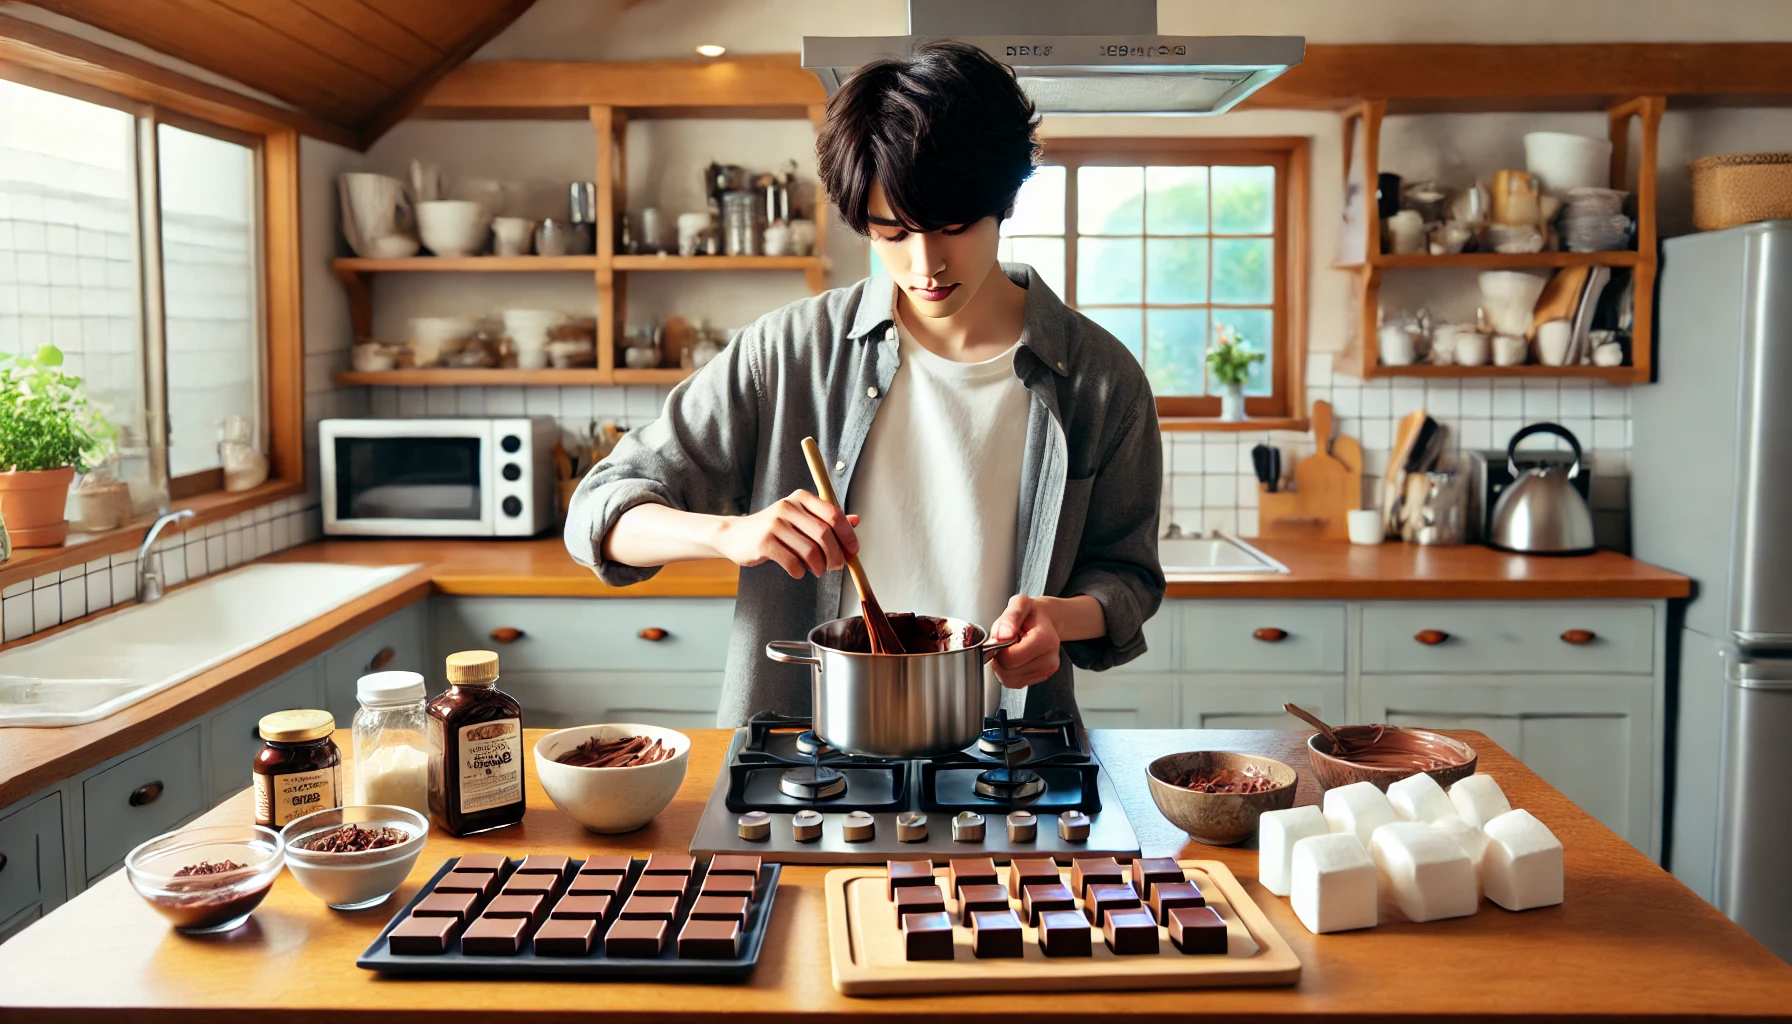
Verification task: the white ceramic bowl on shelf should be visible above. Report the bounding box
[417,199,491,257]
[1524,132,1612,194]
[534,724,689,833]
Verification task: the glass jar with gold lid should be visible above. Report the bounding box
[252,709,341,828]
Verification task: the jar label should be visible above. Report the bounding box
[457,719,523,814]
[254,765,340,827]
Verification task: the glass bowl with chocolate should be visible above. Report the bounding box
[125,824,285,934]
[1145,751,1299,846]
[280,804,428,910]
[533,723,690,833]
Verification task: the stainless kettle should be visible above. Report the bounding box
[1488,423,1596,555]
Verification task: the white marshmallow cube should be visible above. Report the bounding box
[1258,805,1330,897]
[1388,772,1457,823]
[1370,821,1479,922]
[1481,809,1564,911]
[1431,815,1490,870]
[1324,780,1399,845]
[1290,832,1379,934]
[1448,774,1512,828]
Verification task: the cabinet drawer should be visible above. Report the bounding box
[0,793,65,925]
[323,603,427,726]
[84,727,205,879]
[209,664,323,803]
[1181,674,1347,731]
[499,670,722,732]
[435,598,735,672]
[1361,602,1654,675]
[1071,671,1177,729]
[1179,602,1347,673]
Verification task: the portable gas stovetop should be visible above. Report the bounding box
[688,711,1140,864]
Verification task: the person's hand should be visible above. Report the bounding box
[712,489,859,579]
[989,594,1062,688]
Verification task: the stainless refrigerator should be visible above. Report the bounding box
[1633,220,1792,962]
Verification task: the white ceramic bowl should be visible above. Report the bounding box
[535,724,689,834]
[280,805,428,910]
[417,199,491,257]
[1523,131,1612,194]
[1478,270,1549,337]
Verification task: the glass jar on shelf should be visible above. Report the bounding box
[352,670,430,815]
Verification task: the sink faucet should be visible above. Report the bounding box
[137,509,196,603]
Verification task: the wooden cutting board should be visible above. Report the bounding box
[1258,400,1363,541]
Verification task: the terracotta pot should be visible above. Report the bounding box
[0,467,75,547]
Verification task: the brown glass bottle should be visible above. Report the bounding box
[252,709,341,828]
[426,650,525,836]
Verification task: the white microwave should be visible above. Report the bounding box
[320,417,559,537]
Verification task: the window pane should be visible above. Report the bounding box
[1211,165,1274,234]
[1082,306,1142,364]
[0,80,145,446]
[1077,166,1143,235]
[1145,238,1207,304]
[1145,308,1207,397]
[1212,308,1274,396]
[1002,165,1064,236]
[159,124,259,478]
[1002,236,1064,298]
[1145,166,1208,234]
[1076,237,1141,304]
[1212,237,1273,305]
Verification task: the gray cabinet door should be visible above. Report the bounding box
[1179,602,1348,674]
[434,598,735,672]
[322,602,428,726]
[497,670,723,732]
[1361,602,1655,675]
[1359,675,1656,853]
[0,792,66,936]
[83,726,206,880]
[208,664,323,804]
[1180,674,1347,731]
[1071,671,1178,729]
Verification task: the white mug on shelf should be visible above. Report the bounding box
[491,217,535,257]
[1347,509,1385,546]
[1455,330,1490,367]
[1379,323,1418,366]
[1493,334,1529,367]
[1536,319,1573,366]
[1386,210,1426,254]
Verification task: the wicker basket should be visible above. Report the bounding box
[1690,152,1792,230]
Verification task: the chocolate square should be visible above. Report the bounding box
[886,859,936,901]
[700,873,756,898]
[957,883,1011,925]
[1084,882,1143,925]
[894,884,946,925]
[500,873,558,898]
[1103,906,1160,955]
[619,894,679,921]
[604,917,668,957]
[454,853,508,875]
[1168,905,1228,955]
[690,895,750,922]
[435,870,498,898]
[387,914,456,955]
[579,855,633,875]
[483,893,546,925]
[516,854,571,876]
[948,857,999,898]
[568,872,627,896]
[706,853,762,877]
[677,917,742,959]
[902,911,954,961]
[549,895,612,921]
[1008,857,1060,894]
[1070,856,1125,900]
[970,909,1024,959]
[631,874,689,899]
[643,853,694,876]
[1149,880,1207,924]
[411,891,478,924]
[1037,909,1092,957]
[462,915,529,956]
[533,917,598,957]
[1131,857,1185,899]
[1022,882,1076,925]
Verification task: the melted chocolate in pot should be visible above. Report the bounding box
[834,613,974,654]
[1325,726,1467,770]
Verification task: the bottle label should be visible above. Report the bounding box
[457,718,523,814]
[254,765,340,827]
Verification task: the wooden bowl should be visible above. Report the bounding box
[1144,751,1298,846]
[1306,727,1478,792]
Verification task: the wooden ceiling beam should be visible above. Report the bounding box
[413,53,827,117]
[357,0,540,149]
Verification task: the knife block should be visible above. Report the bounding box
[1255,400,1363,541]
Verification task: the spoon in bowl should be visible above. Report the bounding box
[1282,702,1384,754]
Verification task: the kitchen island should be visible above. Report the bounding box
[3,727,1786,1022]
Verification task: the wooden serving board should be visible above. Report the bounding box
[1258,400,1363,541]
[824,860,1300,996]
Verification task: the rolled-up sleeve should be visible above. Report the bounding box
[1060,396,1165,672]
[563,327,763,586]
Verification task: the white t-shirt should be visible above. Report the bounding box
[838,314,1032,646]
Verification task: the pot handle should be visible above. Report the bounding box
[980,637,1020,665]
[765,641,820,666]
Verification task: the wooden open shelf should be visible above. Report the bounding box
[334,256,603,273]
[1341,251,1644,271]
[335,366,698,387]
[610,254,820,271]
[1359,364,1640,381]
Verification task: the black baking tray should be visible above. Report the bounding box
[356,855,781,980]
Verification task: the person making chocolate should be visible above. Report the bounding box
[564,41,1165,725]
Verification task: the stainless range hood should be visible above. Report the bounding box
[802,0,1304,116]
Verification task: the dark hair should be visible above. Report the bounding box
[816,40,1039,235]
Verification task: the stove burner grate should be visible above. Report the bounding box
[973,765,1046,801]
[778,763,847,800]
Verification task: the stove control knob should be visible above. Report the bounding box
[952,811,986,842]
[1057,811,1091,842]
[897,811,929,843]
[736,811,771,842]
[1006,811,1038,843]
[791,809,823,843]
[842,810,876,843]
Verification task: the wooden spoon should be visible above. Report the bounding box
[1282,702,1384,753]
[799,436,904,655]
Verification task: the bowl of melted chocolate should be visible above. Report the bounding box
[1307,725,1478,792]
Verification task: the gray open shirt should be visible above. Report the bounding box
[564,264,1165,727]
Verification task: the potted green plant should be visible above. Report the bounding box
[1206,325,1265,422]
[0,345,111,547]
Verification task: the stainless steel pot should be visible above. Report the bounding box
[765,615,1016,758]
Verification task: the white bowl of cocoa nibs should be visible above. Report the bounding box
[280,805,428,910]
[534,724,690,833]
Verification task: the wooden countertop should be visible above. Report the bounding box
[3,727,1785,1022]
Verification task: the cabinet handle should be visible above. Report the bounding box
[130,781,164,807]
[367,646,396,671]
[638,627,669,642]
[1252,628,1288,643]
[490,627,524,644]
[1414,630,1451,646]
[1560,629,1597,645]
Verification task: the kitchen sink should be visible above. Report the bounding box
[1159,534,1289,575]
[0,561,418,728]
